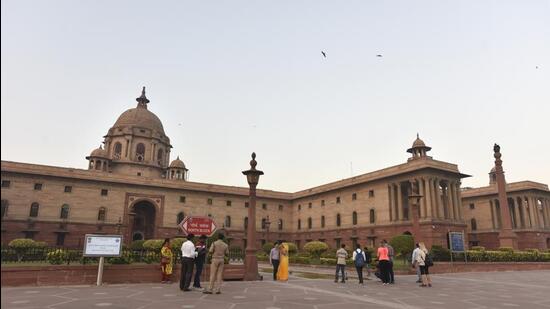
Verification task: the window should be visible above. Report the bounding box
[135,143,146,161]
[369,209,375,223]
[1,200,8,217]
[308,217,312,229]
[226,200,232,207]
[137,172,142,176]
[207,198,213,205]
[207,213,212,218]
[56,233,66,246]
[1,180,10,188]
[262,203,267,210]
[336,197,341,204]
[29,202,39,217]
[321,215,325,228]
[278,219,283,230]
[101,189,108,196]
[157,148,164,165]
[469,203,475,210]
[471,218,477,231]
[64,186,72,193]
[261,218,267,229]
[308,202,312,209]
[113,142,122,159]
[352,193,357,201]
[336,214,341,226]
[98,207,106,221]
[177,212,185,224]
[60,204,70,219]
[180,196,186,203]
[278,205,283,211]
[298,219,301,230]
[352,211,358,225]
[369,190,374,197]
[245,202,249,208]
[321,200,325,206]
[298,204,302,211]
[335,238,341,248]
[225,216,231,228]
[34,183,43,190]
[244,217,248,229]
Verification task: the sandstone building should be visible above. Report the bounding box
[2,89,549,250]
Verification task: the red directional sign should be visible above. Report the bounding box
[179,216,217,236]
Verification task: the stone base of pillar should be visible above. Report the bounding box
[498,229,518,249]
[243,252,260,281]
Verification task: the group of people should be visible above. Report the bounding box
[159,233,229,294]
[268,241,289,281]
[334,240,433,287]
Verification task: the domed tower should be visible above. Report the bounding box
[167,156,188,181]
[407,134,432,161]
[489,167,497,185]
[86,145,111,172]
[95,87,173,178]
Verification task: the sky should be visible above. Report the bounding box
[2,0,549,192]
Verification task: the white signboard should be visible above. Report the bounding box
[83,234,123,257]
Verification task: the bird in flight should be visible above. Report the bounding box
[376,54,383,57]
[321,51,326,58]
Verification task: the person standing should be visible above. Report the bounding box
[335,244,348,283]
[352,244,366,284]
[416,242,433,287]
[384,240,395,284]
[180,234,197,292]
[276,242,289,281]
[269,241,280,281]
[377,241,390,285]
[203,233,229,294]
[363,246,373,280]
[411,243,422,283]
[193,235,208,289]
[160,238,173,283]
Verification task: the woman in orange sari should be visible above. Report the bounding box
[276,242,289,281]
[160,238,173,283]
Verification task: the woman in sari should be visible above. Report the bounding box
[276,242,289,281]
[160,238,173,283]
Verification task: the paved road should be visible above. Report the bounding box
[2,270,550,309]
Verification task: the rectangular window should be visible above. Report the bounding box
[101,189,108,196]
[64,186,72,193]
[56,233,66,246]
[24,232,35,240]
[298,204,302,211]
[336,197,341,204]
[369,190,374,197]
[180,196,186,203]
[1,180,10,188]
[262,203,267,210]
[469,203,475,210]
[308,202,312,209]
[34,183,43,190]
[245,202,249,208]
[321,200,325,206]
[278,204,283,211]
[226,200,232,206]
[207,198,213,205]
[335,238,341,248]
[352,193,357,200]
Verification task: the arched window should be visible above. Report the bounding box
[336,214,341,227]
[244,217,248,229]
[308,217,312,229]
[278,219,283,230]
[352,211,358,225]
[177,212,185,224]
[135,143,146,161]
[225,216,231,228]
[60,204,70,219]
[321,215,325,228]
[298,219,302,230]
[98,207,106,221]
[370,209,375,223]
[1,200,8,218]
[471,218,477,231]
[157,148,164,165]
[113,142,122,159]
[261,218,267,229]
[29,202,39,217]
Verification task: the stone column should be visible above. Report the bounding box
[433,178,441,219]
[490,200,496,229]
[426,178,434,218]
[446,182,453,220]
[450,181,458,220]
[530,196,540,228]
[388,184,394,222]
[543,198,550,228]
[513,198,521,229]
[397,183,403,221]
[518,197,526,228]
[492,144,517,248]
[525,196,534,228]
[419,178,427,218]
[456,182,464,220]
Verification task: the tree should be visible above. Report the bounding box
[303,241,329,259]
[389,235,414,263]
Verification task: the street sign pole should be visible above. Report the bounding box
[97,256,105,286]
[463,230,468,263]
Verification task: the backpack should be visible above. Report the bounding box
[424,253,434,267]
[354,249,365,267]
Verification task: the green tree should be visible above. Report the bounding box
[303,241,329,259]
[389,235,414,263]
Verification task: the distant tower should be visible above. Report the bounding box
[489,167,497,185]
[407,134,432,161]
[167,156,188,181]
[86,145,110,172]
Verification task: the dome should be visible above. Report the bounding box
[169,156,186,169]
[112,107,165,135]
[412,137,426,148]
[89,146,108,158]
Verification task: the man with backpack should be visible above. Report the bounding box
[353,244,366,284]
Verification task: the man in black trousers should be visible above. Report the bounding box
[269,241,280,280]
[180,234,197,291]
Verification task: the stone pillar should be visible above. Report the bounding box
[433,178,441,219]
[490,200,496,229]
[450,181,458,220]
[426,178,434,218]
[388,184,394,222]
[518,197,526,228]
[397,183,403,221]
[492,144,518,248]
[455,182,463,220]
[419,178,427,218]
[446,182,453,220]
[530,196,540,228]
[525,197,534,228]
[513,199,521,229]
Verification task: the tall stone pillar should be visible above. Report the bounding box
[525,196,534,228]
[419,178,427,218]
[446,182,453,220]
[530,196,540,228]
[426,178,434,218]
[490,200,496,229]
[388,184,394,222]
[397,183,403,221]
[433,178,441,219]
[455,182,463,220]
[492,144,518,249]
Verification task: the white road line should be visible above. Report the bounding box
[431,275,550,290]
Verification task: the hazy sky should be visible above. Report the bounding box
[2,1,549,192]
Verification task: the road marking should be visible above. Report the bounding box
[432,276,550,289]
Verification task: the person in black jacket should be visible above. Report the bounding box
[363,246,373,280]
[193,235,208,289]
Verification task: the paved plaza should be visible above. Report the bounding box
[2,270,550,309]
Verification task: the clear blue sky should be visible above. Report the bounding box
[2,1,549,192]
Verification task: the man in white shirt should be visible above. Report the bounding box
[180,234,197,291]
[411,243,422,283]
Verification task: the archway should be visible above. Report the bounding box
[130,200,156,240]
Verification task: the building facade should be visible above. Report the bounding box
[2,89,549,250]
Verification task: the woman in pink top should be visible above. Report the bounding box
[377,241,391,285]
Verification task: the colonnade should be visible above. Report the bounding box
[388,177,463,222]
[490,196,550,230]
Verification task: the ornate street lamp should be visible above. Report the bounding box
[242,152,264,281]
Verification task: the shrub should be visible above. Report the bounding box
[303,241,329,259]
[35,241,47,248]
[46,249,69,265]
[321,249,337,259]
[107,251,133,264]
[143,251,160,264]
[142,239,164,251]
[524,248,540,253]
[8,239,39,262]
[286,243,298,255]
[470,246,485,251]
[289,256,310,264]
[256,252,268,262]
[262,242,275,255]
[320,257,337,265]
[498,247,514,252]
[171,238,186,252]
[390,235,414,260]
[430,245,451,261]
[130,240,146,250]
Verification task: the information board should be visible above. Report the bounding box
[83,234,123,257]
[449,232,465,252]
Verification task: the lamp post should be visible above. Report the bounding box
[408,181,423,242]
[242,152,264,281]
[265,216,271,244]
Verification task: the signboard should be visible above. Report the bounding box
[449,232,465,252]
[83,234,123,257]
[179,216,217,236]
